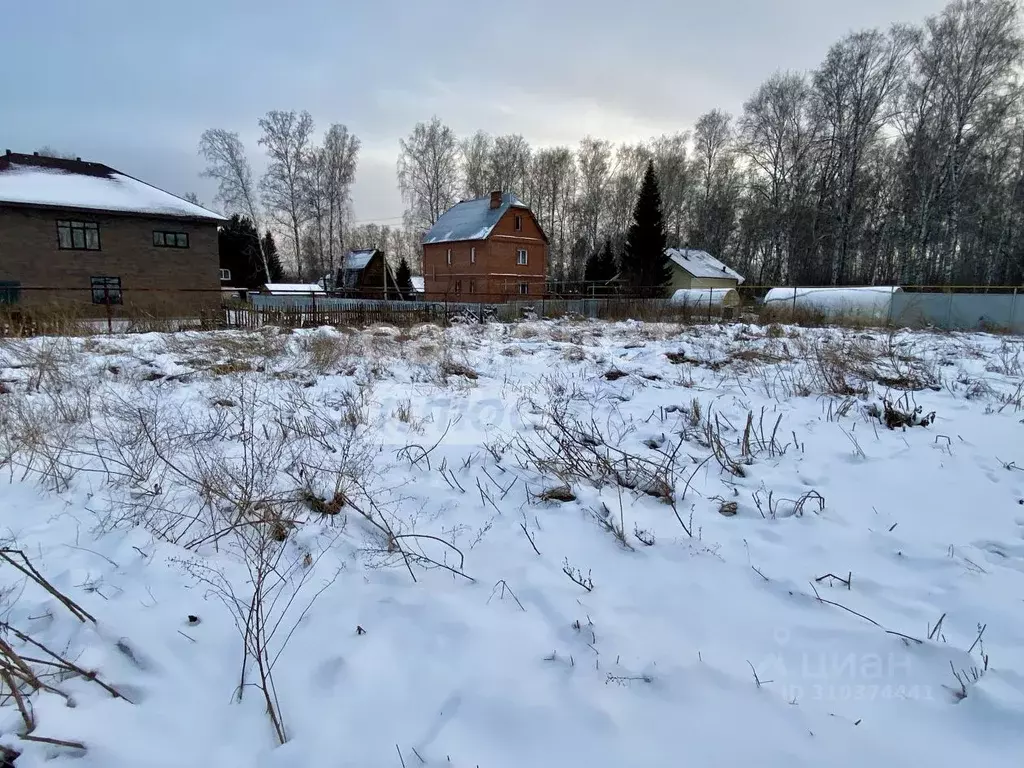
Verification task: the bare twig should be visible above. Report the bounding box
[519,523,541,556]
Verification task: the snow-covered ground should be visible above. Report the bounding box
[0,320,1022,767]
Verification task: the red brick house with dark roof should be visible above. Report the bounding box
[422,191,547,302]
[0,150,226,312]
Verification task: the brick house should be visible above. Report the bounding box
[0,150,226,312]
[422,191,547,301]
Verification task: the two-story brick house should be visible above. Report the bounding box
[422,191,547,301]
[0,150,226,312]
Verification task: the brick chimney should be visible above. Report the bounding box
[489,190,502,209]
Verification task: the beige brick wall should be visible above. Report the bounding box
[668,265,739,292]
[0,206,221,311]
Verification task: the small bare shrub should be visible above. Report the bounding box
[298,330,347,374]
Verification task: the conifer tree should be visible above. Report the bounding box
[584,238,618,287]
[395,257,414,299]
[621,160,671,296]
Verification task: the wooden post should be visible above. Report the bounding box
[104,283,113,335]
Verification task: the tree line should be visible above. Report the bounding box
[397,0,1024,288]
[198,112,360,285]
[202,0,1023,290]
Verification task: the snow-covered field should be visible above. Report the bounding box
[0,320,1023,767]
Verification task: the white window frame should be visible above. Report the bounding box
[454,280,462,294]
[219,268,231,281]
[446,248,452,265]
[518,282,529,295]
[469,279,475,294]
[470,246,476,264]
[517,248,528,265]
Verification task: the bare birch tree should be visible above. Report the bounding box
[651,133,691,247]
[575,137,613,256]
[323,124,360,263]
[488,134,532,196]
[397,117,460,232]
[258,110,315,277]
[461,130,493,198]
[199,128,271,281]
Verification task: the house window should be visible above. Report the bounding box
[219,268,231,281]
[90,276,122,305]
[469,279,475,294]
[518,283,529,295]
[57,220,100,250]
[470,246,476,264]
[446,248,452,265]
[154,231,189,248]
[454,280,462,294]
[517,249,528,265]
[0,281,20,305]
[514,214,523,231]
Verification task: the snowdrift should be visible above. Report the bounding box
[763,286,902,319]
[669,287,740,309]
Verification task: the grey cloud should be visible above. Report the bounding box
[3,0,951,221]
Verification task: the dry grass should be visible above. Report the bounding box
[297,330,348,374]
[439,360,480,380]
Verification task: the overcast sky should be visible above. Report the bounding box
[3,0,949,224]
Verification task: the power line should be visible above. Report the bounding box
[347,214,406,226]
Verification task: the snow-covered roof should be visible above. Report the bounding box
[343,249,376,271]
[262,283,326,295]
[0,153,226,222]
[410,276,425,293]
[666,248,745,285]
[423,193,530,245]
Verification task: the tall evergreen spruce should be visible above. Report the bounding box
[395,257,414,299]
[622,161,671,296]
[218,215,265,288]
[585,238,618,285]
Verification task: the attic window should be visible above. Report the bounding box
[470,246,476,264]
[514,214,523,231]
[446,248,452,265]
[57,220,100,251]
